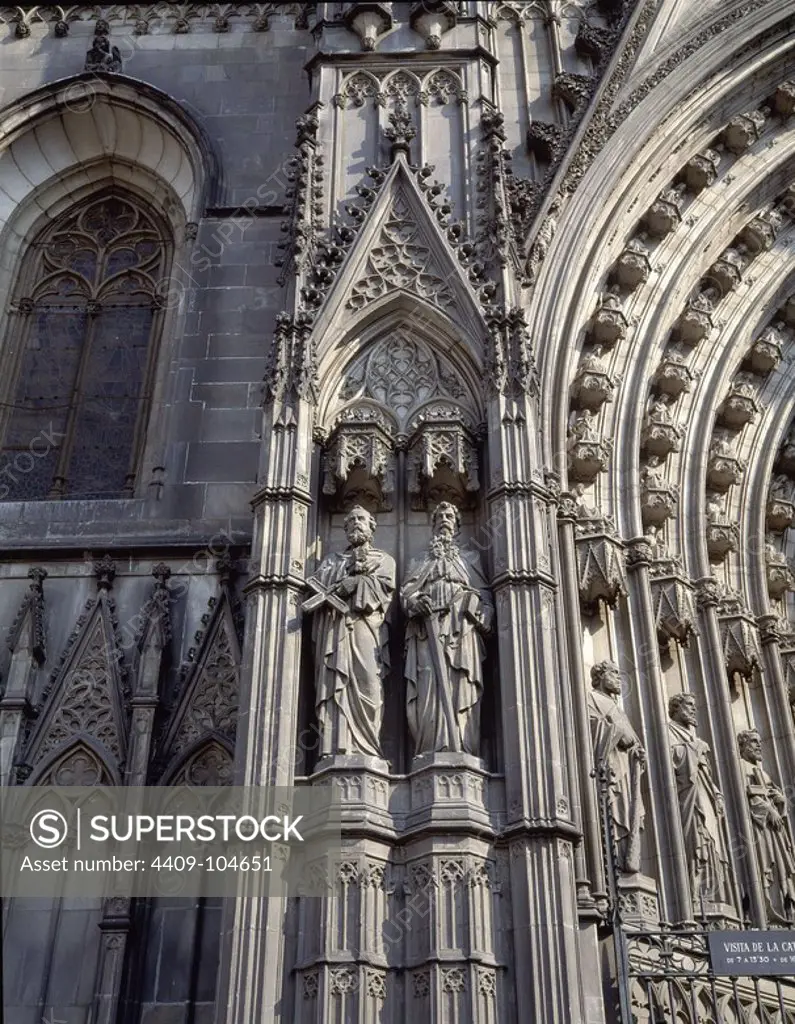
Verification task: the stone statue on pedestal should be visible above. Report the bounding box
[587,661,645,874]
[402,502,493,756]
[737,729,795,921]
[303,506,395,758]
[668,693,732,907]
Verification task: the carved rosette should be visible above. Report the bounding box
[682,148,720,191]
[722,110,766,154]
[717,593,761,679]
[749,323,785,374]
[652,350,697,397]
[706,437,746,492]
[675,293,715,345]
[587,292,628,348]
[613,238,651,291]
[717,375,760,429]
[650,559,697,646]
[765,545,795,601]
[321,405,397,511]
[406,402,480,509]
[645,185,685,237]
[570,349,618,411]
[575,516,627,612]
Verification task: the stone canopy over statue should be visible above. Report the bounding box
[303,506,395,759]
[668,693,732,909]
[587,661,646,874]
[401,502,493,757]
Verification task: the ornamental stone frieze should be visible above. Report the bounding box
[748,322,785,374]
[717,373,760,429]
[765,542,795,601]
[681,148,721,192]
[717,591,761,681]
[640,458,678,529]
[406,402,480,510]
[706,434,746,492]
[722,110,767,154]
[675,292,716,345]
[644,183,686,238]
[612,236,652,292]
[320,405,397,512]
[766,474,795,533]
[570,347,618,411]
[705,492,738,563]
[649,557,697,647]
[652,348,698,397]
[641,396,682,459]
[567,410,613,483]
[587,291,628,348]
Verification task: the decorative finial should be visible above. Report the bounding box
[384,98,416,162]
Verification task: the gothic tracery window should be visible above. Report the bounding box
[0,194,168,500]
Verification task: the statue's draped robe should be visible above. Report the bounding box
[309,547,395,757]
[741,759,795,919]
[402,543,492,755]
[587,689,644,873]
[669,720,732,905]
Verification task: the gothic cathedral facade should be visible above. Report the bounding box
[0,2,794,1023]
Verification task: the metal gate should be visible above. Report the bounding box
[596,764,795,1023]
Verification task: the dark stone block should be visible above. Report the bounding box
[185,442,258,483]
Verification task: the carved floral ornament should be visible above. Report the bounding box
[333,67,467,109]
[320,335,480,511]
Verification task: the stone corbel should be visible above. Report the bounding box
[320,405,397,512]
[722,111,766,154]
[649,557,697,647]
[567,411,612,483]
[748,322,785,374]
[342,2,393,50]
[739,210,782,254]
[681,148,720,191]
[706,246,747,297]
[717,373,760,429]
[707,434,746,492]
[641,397,682,459]
[645,184,686,238]
[587,291,628,348]
[767,475,795,532]
[574,514,627,613]
[405,402,480,510]
[705,491,739,563]
[640,459,678,529]
[675,291,716,345]
[612,236,651,291]
[765,542,795,601]
[569,346,618,411]
[409,0,456,49]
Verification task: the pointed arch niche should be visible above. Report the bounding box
[306,307,498,772]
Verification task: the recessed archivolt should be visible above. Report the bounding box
[561,85,795,541]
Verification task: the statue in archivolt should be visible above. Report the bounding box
[668,693,732,908]
[738,729,795,921]
[303,506,395,758]
[587,661,646,874]
[402,502,493,757]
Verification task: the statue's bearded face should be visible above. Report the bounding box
[599,667,622,695]
[344,508,373,547]
[672,696,697,727]
[433,504,458,540]
[739,732,762,763]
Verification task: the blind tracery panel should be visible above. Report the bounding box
[0,195,167,501]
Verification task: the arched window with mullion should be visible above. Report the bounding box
[1,193,168,501]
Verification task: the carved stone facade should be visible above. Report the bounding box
[1,3,795,1024]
